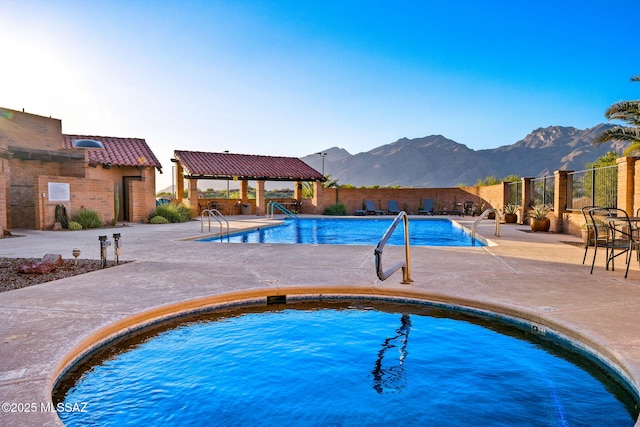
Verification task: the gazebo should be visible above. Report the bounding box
[172,150,325,215]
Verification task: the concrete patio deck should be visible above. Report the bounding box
[0,215,639,426]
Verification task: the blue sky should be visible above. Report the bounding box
[2,1,639,190]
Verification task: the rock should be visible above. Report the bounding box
[42,254,64,266]
[18,254,63,274]
[52,222,62,231]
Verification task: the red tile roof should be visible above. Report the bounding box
[173,150,324,182]
[62,134,162,171]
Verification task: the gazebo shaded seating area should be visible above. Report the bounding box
[172,150,325,216]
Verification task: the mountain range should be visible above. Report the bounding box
[300,124,624,188]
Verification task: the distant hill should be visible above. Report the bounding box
[301,124,624,187]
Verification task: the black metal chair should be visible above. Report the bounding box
[587,207,610,273]
[463,201,476,216]
[581,206,599,265]
[589,207,640,278]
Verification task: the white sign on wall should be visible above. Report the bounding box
[48,182,70,202]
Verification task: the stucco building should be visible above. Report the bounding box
[0,107,162,231]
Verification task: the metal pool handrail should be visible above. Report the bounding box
[267,201,299,219]
[201,209,229,238]
[374,211,413,284]
[471,208,500,243]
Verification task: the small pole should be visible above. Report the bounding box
[113,233,121,265]
[98,235,110,269]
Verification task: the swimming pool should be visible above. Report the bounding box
[197,217,484,246]
[55,299,638,426]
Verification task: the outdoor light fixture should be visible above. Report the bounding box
[72,139,105,149]
[99,235,110,269]
[316,152,327,176]
[72,248,81,266]
[113,233,121,264]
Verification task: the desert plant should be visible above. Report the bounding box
[150,215,170,224]
[150,202,192,223]
[112,182,120,226]
[72,208,103,229]
[323,202,347,216]
[68,221,83,230]
[503,204,518,214]
[527,204,550,220]
[55,204,69,229]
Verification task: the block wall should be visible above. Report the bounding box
[127,168,157,222]
[37,176,114,230]
[0,108,63,151]
[316,187,486,215]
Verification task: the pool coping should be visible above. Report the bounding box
[1,215,639,426]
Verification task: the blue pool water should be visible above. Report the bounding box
[198,217,483,246]
[56,300,637,426]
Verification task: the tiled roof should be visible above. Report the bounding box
[62,134,162,171]
[174,150,324,181]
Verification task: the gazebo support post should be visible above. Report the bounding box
[240,179,249,204]
[256,180,265,216]
[188,178,198,217]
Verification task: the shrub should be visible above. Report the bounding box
[72,208,103,229]
[149,202,192,223]
[323,202,347,216]
[68,221,83,230]
[150,215,170,224]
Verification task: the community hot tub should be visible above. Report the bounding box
[52,292,639,426]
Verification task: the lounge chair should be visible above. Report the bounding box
[462,201,477,216]
[387,200,400,215]
[418,198,434,215]
[365,200,385,215]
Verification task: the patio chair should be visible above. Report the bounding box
[581,206,601,265]
[418,198,434,215]
[462,201,476,216]
[387,200,400,215]
[607,208,640,277]
[365,200,385,215]
[589,207,640,278]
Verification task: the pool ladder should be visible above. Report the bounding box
[267,201,299,219]
[374,211,413,284]
[471,208,500,244]
[201,209,229,239]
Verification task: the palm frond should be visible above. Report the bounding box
[594,126,640,145]
[604,100,640,125]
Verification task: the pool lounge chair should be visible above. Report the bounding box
[387,200,400,215]
[365,200,385,215]
[418,198,434,215]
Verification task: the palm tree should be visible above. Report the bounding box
[594,75,640,155]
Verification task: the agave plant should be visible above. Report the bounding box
[503,203,518,214]
[527,204,550,220]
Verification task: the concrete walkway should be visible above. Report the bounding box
[0,215,639,426]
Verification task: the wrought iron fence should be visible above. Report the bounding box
[566,166,617,211]
[505,181,522,206]
[530,175,555,208]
